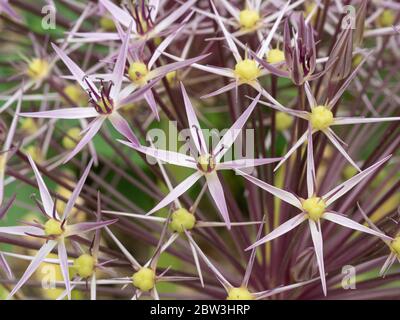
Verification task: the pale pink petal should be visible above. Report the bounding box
[52,43,99,95]
[323,212,392,240]
[0,253,13,279]
[304,81,317,108]
[7,240,57,299]
[104,227,141,269]
[27,155,55,218]
[188,239,204,287]
[255,277,319,299]
[205,172,230,228]
[333,116,400,126]
[218,157,281,170]
[181,82,207,155]
[90,273,96,300]
[110,23,132,99]
[237,170,303,209]
[0,225,44,236]
[185,230,232,290]
[246,214,306,250]
[65,219,118,237]
[215,94,261,162]
[144,90,159,120]
[118,141,197,169]
[63,117,105,164]
[307,126,315,198]
[380,253,397,277]
[210,0,241,62]
[152,0,197,35]
[58,241,71,300]
[20,108,98,119]
[274,130,309,172]
[325,129,360,171]
[323,155,391,206]
[62,159,93,220]
[308,219,327,296]
[99,0,135,30]
[108,112,140,146]
[200,82,237,100]
[147,171,203,215]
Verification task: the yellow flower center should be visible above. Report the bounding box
[390,237,400,256]
[227,287,254,300]
[62,127,81,150]
[239,9,260,29]
[309,106,334,131]
[73,254,96,278]
[276,112,293,131]
[266,49,285,64]
[100,17,116,31]
[44,219,64,236]
[234,59,260,82]
[128,62,149,86]
[378,10,395,27]
[20,118,38,135]
[132,267,156,292]
[27,59,50,81]
[166,70,177,85]
[63,84,87,106]
[302,197,326,221]
[352,54,364,68]
[169,208,196,233]
[24,145,42,163]
[197,154,216,173]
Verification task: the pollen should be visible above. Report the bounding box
[309,106,334,131]
[197,154,216,173]
[169,208,196,233]
[63,84,87,106]
[227,287,254,300]
[377,10,395,27]
[239,9,260,29]
[166,70,177,85]
[276,112,293,131]
[20,118,38,135]
[132,267,156,292]
[44,219,64,236]
[128,62,149,86]
[390,237,400,256]
[73,254,96,278]
[100,17,116,31]
[234,59,260,82]
[302,197,326,221]
[62,127,81,150]
[27,58,50,81]
[267,49,285,64]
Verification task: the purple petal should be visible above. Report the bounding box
[20,108,98,119]
[308,219,327,296]
[147,171,203,215]
[65,219,118,237]
[144,90,159,120]
[58,241,71,300]
[0,252,13,279]
[109,112,140,146]
[7,240,57,299]
[218,157,282,170]
[27,155,56,218]
[63,117,104,164]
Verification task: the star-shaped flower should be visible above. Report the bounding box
[118,83,281,228]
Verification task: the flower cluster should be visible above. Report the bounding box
[0,0,399,300]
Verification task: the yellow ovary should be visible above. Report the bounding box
[267,49,285,64]
[62,127,81,150]
[302,197,326,221]
[276,112,293,131]
[132,267,156,291]
[227,287,254,300]
[128,62,149,86]
[73,254,96,278]
[44,219,64,236]
[309,106,334,131]
[169,208,196,233]
[239,9,260,29]
[27,59,50,81]
[234,59,260,82]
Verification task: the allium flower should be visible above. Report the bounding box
[119,84,280,228]
[0,157,116,299]
[1,0,400,302]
